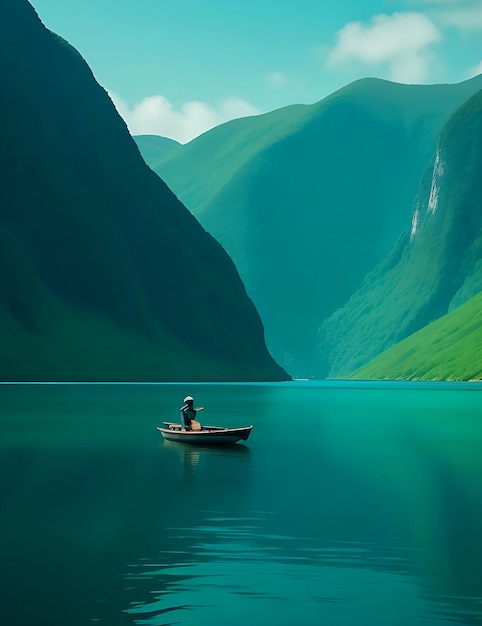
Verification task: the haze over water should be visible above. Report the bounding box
[1,381,481,625]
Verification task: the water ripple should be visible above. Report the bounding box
[122,513,469,626]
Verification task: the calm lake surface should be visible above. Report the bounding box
[1,381,481,626]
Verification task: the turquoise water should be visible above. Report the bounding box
[1,382,481,625]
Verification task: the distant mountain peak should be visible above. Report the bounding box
[137,75,482,378]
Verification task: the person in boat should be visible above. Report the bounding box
[180,396,204,430]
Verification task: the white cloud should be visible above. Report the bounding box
[109,92,260,144]
[327,12,442,83]
[267,71,288,86]
[218,97,261,121]
[469,60,482,77]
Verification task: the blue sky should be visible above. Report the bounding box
[30,0,482,143]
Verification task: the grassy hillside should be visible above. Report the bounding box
[320,88,482,378]
[139,76,482,378]
[349,291,482,381]
[0,0,288,382]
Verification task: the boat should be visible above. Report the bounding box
[157,422,253,445]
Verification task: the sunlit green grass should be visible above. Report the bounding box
[350,291,482,381]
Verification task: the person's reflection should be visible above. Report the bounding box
[161,440,199,484]
[182,446,200,483]
[162,440,250,486]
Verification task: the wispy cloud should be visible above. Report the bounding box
[267,71,288,86]
[403,0,482,30]
[326,12,442,83]
[431,4,482,30]
[109,93,260,144]
[469,60,482,77]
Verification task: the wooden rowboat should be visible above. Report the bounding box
[157,422,253,445]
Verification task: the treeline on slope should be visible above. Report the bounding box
[136,75,482,379]
[0,0,288,382]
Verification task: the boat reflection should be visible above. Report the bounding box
[161,439,251,484]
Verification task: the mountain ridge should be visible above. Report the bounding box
[0,0,288,382]
[320,87,482,377]
[136,74,482,377]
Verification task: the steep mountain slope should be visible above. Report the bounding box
[320,89,482,378]
[138,76,482,377]
[0,0,288,382]
[349,291,482,381]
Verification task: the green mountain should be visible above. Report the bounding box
[134,135,181,169]
[320,89,482,378]
[350,291,482,381]
[137,75,482,377]
[0,0,288,382]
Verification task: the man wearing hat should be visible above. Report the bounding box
[180,396,204,430]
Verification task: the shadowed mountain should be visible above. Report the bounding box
[0,0,288,382]
[138,75,482,377]
[320,89,482,378]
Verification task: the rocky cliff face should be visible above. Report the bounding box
[0,0,288,381]
[319,89,482,377]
